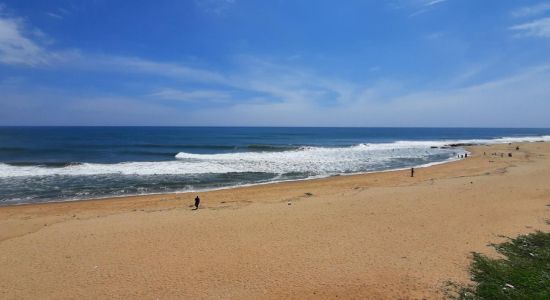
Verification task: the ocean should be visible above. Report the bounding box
[1,127,550,205]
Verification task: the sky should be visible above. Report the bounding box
[0,0,550,127]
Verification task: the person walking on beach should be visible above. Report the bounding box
[411,167,415,177]
[194,196,200,210]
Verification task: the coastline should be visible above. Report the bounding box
[1,141,549,298]
[0,147,466,208]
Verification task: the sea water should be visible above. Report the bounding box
[1,127,549,205]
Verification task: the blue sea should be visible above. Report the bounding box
[1,127,550,205]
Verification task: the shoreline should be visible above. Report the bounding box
[0,149,467,208]
[7,133,550,206]
[1,142,549,299]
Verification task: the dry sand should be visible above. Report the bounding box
[1,142,549,299]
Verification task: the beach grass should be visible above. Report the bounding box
[450,231,550,299]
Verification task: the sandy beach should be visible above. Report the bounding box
[1,142,549,299]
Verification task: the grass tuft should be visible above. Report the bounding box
[449,231,550,299]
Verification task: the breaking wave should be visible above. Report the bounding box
[2,135,548,179]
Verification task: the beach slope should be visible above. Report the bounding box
[1,142,549,299]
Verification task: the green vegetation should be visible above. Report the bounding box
[450,231,550,300]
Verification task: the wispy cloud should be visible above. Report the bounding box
[148,88,231,102]
[45,12,63,20]
[510,17,550,38]
[512,2,550,18]
[408,0,448,17]
[0,11,49,65]
[0,10,229,85]
[424,0,447,7]
[115,57,550,127]
[1,2,550,127]
[3,55,550,126]
[147,64,550,127]
[0,8,77,66]
[88,56,229,84]
[194,0,236,15]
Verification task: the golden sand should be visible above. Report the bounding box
[1,142,549,299]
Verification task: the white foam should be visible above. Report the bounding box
[0,161,239,178]
[357,135,550,150]
[1,136,547,178]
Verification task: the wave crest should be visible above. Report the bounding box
[2,135,549,179]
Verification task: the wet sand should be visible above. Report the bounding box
[1,142,549,299]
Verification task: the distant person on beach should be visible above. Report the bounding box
[411,167,415,177]
[516,146,520,151]
[194,196,200,210]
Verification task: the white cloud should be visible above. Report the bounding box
[197,64,550,127]
[512,2,550,18]
[0,9,77,66]
[1,3,550,127]
[2,60,550,127]
[0,13,49,66]
[510,17,550,38]
[148,88,231,102]
[424,0,447,7]
[194,0,236,15]
[45,12,63,20]
[88,56,229,84]
[408,0,448,17]
[389,0,447,10]
[409,9,428,17]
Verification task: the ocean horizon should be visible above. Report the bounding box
[1,126,550,205]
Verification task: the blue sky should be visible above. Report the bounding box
[1,0,550,126]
